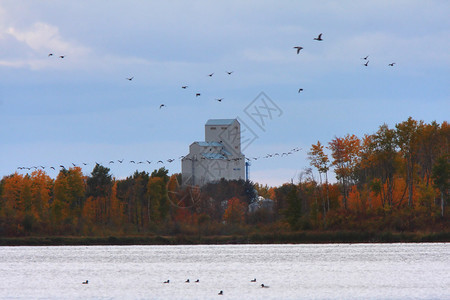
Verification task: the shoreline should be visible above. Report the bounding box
[1,231,449,246]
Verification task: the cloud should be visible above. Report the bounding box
[1,21,90,70]
[7,22,66,52]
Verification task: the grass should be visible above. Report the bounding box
[0,231,448,246]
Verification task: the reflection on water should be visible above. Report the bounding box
[0,243,449,299]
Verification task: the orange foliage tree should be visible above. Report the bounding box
[223,196,246,225]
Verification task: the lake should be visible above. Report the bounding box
[0,243,448,299]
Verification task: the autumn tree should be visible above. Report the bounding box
[147,176,170,223]
[369,124,399,207]
[167,174,193,223]
[116,171,149,229]
[52,167,85,232]
[417,121,441,186]
[86,164,113,224]
[308,141,330,213]
[432,155,449,217]
[0,173,24,234]
[254,183,272,199]
[396,117,421,207]
[284,187,302,229]
[29,170,53,229]
[328,134,361,209]
[223,196,246,225]
[109,181,125,227]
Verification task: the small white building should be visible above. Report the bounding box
[248,196,275,213]
[181,119,246,186]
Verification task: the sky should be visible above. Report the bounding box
[0,1,449,187]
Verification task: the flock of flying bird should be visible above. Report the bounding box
[17,147,301,172]
[18,32,395,174]
[294,33,396,68]
[125,71,234,109]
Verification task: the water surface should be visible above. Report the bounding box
[0,243,448,299]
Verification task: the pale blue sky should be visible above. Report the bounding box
[1,1,449,186]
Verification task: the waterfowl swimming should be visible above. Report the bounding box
[251,278,256,282]
[82,280,88,284]
[185,279,190,283]
[218,290,223,295]
[163,280,169,283]
[195,279,199,282]
[261,284,269,288]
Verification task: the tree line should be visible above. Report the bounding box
[0,117,448,237]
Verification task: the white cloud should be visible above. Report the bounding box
[7,22,65,52]
[1,21,90,70]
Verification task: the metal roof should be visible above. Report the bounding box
[195,141,223,147]
[205,119,236,126]
[200,153,226,160]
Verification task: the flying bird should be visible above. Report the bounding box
[361,55,369,60]
[118,159,124,163]
[48,53,53,57]
[293,46,303,54]
[196,93,201,97]
[146,160,152,164]
[59,55,65,58]
[216,98,223,102]
[226,71,233,75]
[363,61,369,66]
[130,160,136,163]
[208,73,214,77]
[157,160,164,164]
[314,33,323,41]
[50,167,55,170]
[388,62,396,66]
[181,86,188,89]
[298,88,304,93]
[126,76,134,81]
[159,104,165,109]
